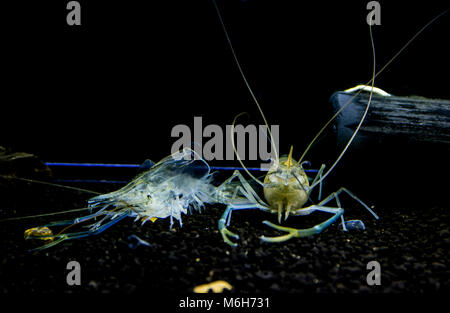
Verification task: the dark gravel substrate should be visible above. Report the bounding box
[0,176,448,296]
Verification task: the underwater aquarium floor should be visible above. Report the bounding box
[0,178,448,295]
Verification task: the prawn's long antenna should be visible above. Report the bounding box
[231,112,265,186]
[299,7,450,166]
[1,175,101,195]
[212,0,279,175]
[309,24,376,190]
[0,207,91,222]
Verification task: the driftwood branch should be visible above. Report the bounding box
[331,91,450,149]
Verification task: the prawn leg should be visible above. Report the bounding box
[261,206,344,243]
[217,171,270,247]
[27,210,131,252]
[317,187,379,230]
[218,204,260,247]
[309,164,326,201]
[261,187,379,243]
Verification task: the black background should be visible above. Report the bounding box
[2,0,449,165]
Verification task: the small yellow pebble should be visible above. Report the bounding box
[193,280,232,293]
[24,227,54,241]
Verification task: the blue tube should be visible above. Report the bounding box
[45,162,318,173]
[45,162,140,168]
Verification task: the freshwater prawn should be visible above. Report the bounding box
[212,0,449,246]
[0,148,246,252]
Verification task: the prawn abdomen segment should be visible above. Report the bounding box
[86,149,218,227]
[88,177,214,226]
